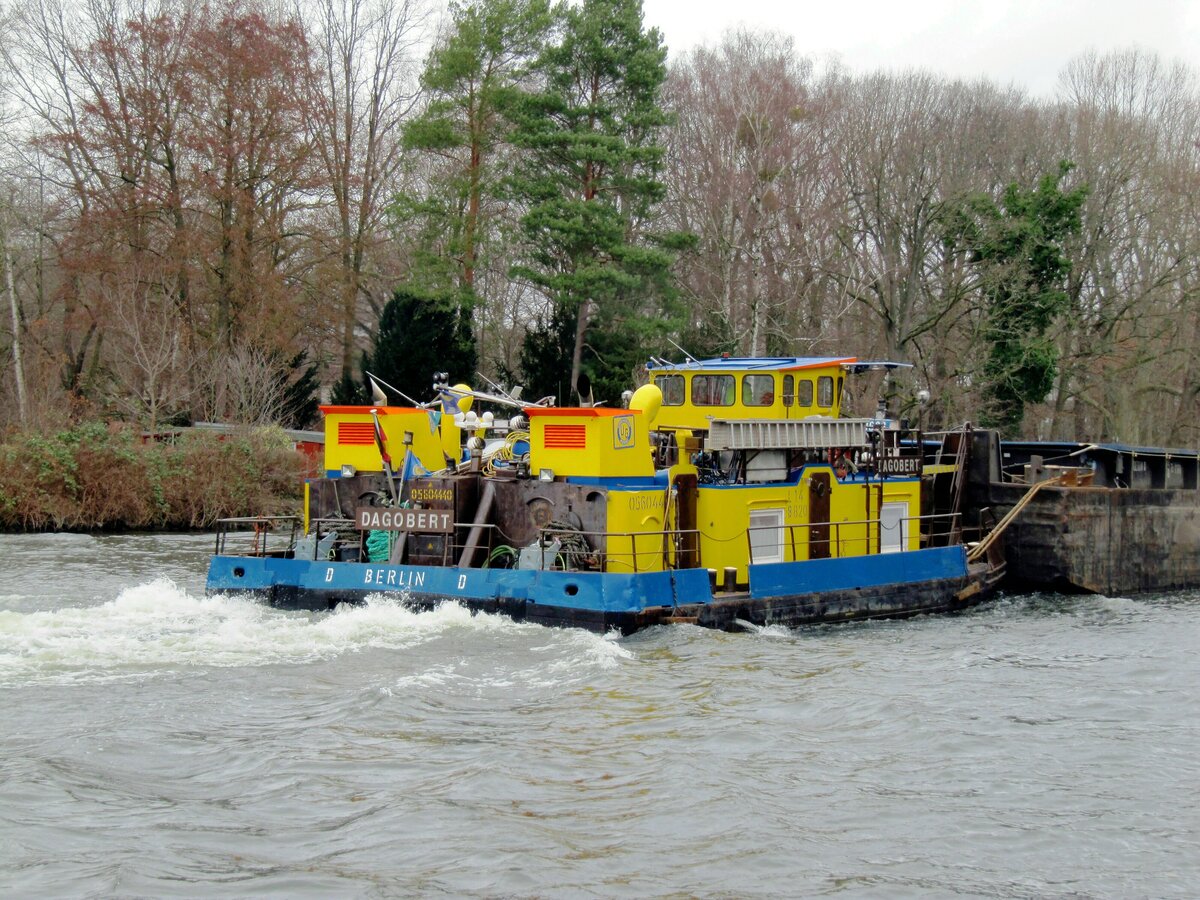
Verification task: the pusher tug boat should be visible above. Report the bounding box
[206,356,1005,633]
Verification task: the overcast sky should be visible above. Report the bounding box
[640,0,1200,97]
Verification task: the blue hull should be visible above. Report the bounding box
[206,546,987,634]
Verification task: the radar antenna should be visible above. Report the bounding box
[666,338,699,363]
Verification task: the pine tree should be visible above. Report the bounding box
[400,0,553,370]
[366,287,478,405]
[277,350,321,429]
[507,0,688,404]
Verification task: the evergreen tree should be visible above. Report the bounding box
[367,287,478,404]
[277,350,321,429]
[518,304,575,404]
[331,364,367,406]
[399,0,552,366]
[507,0,688,404]
[948,161,1087,435]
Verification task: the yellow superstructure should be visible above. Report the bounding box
[320,406,456,477]
[527,408,654,480]
[603,486,669,573]
[692,474,921,584]
[649,357,854,430]
[310,356,930,587]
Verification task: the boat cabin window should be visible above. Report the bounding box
[796,379,814,407]
[817,376,834,408]
[742,374,775,407]
[782,375,794,407]
[836,376,844,409]
[880,502,908,553]
[749,508,785,564]
[657,374,685,406]
[692,374,735,406]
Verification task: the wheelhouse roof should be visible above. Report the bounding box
[645,356,857,372]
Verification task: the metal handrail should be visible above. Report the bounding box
[746,511,962,564]
[532,526,703,574]
[214,515,301,557]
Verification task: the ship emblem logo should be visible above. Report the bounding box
[614,415,634,449]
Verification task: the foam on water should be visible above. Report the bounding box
[0,577,591,686]
[733,618,795,638]
[378,612,634,695]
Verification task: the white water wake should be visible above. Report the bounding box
[0,578,629,686]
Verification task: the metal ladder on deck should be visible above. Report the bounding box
[940,428,970,543]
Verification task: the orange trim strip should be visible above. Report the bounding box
[320,405,425,415]
[525,407,639,418]
[779,357,857,371]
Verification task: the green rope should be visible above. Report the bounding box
[365,529,395,562]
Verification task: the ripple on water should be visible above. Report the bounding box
[2,546,1200,897]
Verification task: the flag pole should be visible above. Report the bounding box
[370,409,399,503]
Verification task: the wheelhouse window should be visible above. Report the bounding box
[692,374,735,406]
[782,375,794,407]
[796,379,814,407]
[657,374,685,406]
[817,376,834,408]
[742,374,775,407]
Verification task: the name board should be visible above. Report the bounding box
[876,456,923,476]
[356,506,455,533]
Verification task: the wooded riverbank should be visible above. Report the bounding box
[3,1,1198,450]
[0,424,304,532]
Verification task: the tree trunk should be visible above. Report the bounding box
[569,299,592,401]
[4,221,26,423]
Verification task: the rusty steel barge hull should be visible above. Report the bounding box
[967,434,1200,595]
[983,483,1200,595]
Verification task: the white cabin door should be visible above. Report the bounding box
[880,502,908,554]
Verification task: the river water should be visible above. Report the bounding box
[1,532,1198,898]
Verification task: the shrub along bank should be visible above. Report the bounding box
[0,423,305,531]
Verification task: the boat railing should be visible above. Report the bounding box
[350,518,499,566]
[533,526,703,574]
[746,511,962,564]
[346,521,701,573]
[214,516,301,557]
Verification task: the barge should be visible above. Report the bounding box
[967,433,1200,594]
[206,357,1004,633]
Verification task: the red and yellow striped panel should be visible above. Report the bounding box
[543,424,587,449]
[338,422,376,445]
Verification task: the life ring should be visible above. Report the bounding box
[829,449,849,480]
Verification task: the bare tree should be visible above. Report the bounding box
[303,0,428,385]
[665,30,835,355]
[199,341,289,424]
[100,268,191,427]
[4,0,327,423]
[1052,49,1200,442]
